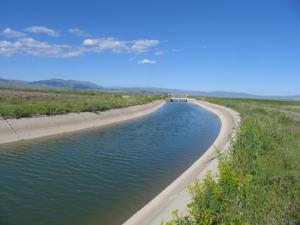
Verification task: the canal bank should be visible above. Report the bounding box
[123,99,240,225]
[0,100,165,145]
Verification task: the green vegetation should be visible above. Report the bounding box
[0,87,165,119]
[168,97,300,225]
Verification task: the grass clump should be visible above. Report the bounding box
[167,97,300,225]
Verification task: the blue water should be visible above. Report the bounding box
[0,102,220,225]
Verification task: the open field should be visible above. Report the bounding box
[168,97,300,225]
[202,97,300,118]
[0,87,165,119]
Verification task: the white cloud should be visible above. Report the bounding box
[60,48,86,58]
[83,38,129,53]
[138,59,156,64]
[0,28,161,59]
[20,38,67,56]
[24,26,59,37]
[0,40,22,56]
[82,38,97,46]
[82,38,159,53]
[0,38,84,58]
[131,39,159,53]
[68,28,90,37]
[2,28,25,38]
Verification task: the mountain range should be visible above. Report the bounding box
[0,78,299,100]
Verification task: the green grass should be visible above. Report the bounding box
[167,97,300,225]
[0,87,165,119]
[200,97,300,115]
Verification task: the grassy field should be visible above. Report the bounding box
[0,87,165,119]
[168,97,300,225]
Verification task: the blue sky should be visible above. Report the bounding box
[0,0,300,95]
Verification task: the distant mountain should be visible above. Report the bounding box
[0,78,104,91]
[0,78,299,100]
[31,79,104,90]
[0,78,30,88]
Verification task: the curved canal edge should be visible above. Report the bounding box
[123,99,241,225]
[0,100,166,145]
